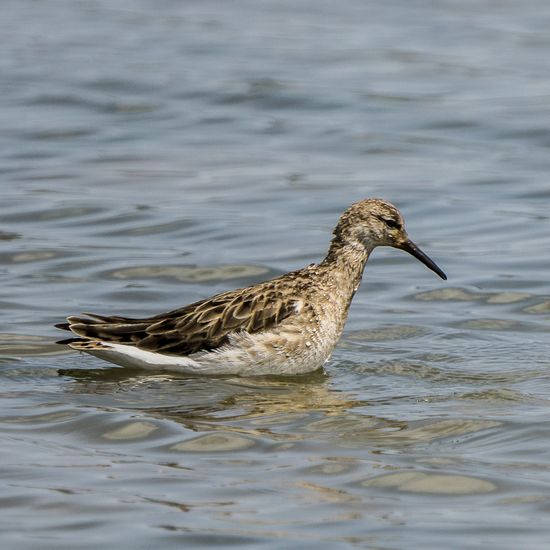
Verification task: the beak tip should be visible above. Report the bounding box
[401,239,447,281]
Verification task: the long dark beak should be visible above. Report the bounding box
[398,240,447,280]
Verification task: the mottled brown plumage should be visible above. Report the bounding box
[56,199,446,375]
[59,278,303,355]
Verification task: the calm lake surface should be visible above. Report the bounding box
[2,1,550,548]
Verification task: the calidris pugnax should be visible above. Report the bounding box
[56,199,446,375]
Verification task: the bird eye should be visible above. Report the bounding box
[380,217,401,230]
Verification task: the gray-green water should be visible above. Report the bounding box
[3,1,550,548]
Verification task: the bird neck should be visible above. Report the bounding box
[321,237,372,295]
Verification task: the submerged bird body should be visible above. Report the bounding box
[57,199,446,375]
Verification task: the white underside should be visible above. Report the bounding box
[84,343,208,372]
[74,336,328,376]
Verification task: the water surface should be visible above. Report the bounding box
[2,1,550,548]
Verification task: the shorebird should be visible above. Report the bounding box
[56,199,446,375]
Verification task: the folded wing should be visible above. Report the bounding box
[57,282,301,356]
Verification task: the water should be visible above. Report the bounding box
[2,0,550,547]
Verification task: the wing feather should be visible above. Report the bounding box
[58,277,303,356]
